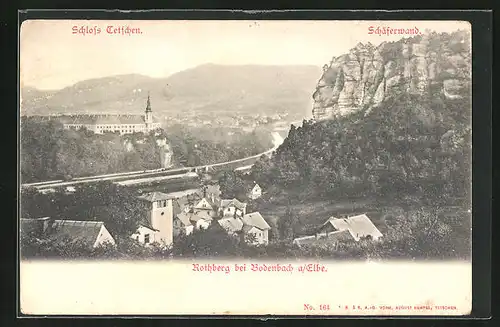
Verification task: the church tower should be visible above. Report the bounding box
[145,92,153,129]
[137,192,174,246]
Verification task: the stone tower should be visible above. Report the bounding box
[138,192,174,246]
[144,92,153,129]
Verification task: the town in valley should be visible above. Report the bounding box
[20,26,472,261]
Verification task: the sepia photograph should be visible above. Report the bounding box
[19,18,473,316]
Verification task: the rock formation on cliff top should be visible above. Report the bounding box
[312,30,471,120]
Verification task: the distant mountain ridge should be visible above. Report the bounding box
[21,64,322,117]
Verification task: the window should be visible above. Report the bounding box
[144,234,150,244]
[157,200,167,208]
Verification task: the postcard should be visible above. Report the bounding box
[19,18,472,316]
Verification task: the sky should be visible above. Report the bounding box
[20,20,470,90]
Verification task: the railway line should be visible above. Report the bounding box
[21,131,286,191]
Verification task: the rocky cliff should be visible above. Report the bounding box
[312,30,471,120]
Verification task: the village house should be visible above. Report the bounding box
[134,191,175,246]
[175,210,213,232]
[318,214,383,241]
[20,217,115,249]
[293,214,383,248]
[247,183,262,200]
[173,190,203,214]
[173,211,195,236]
[219,198,247,218]
[193,197,219,218]
[218,211,271,245]
[241,212,271,245]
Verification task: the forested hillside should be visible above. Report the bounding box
[20,117,273,183]
[251,90,471,205]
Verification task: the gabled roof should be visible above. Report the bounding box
[220,198,247,210]
[327,214,383,241]
[48,220,111,248]
[251,184,261,191]
[176,212,193,226]
[138,216,159,231]
[174,192,202,211]
[293,230,354,247]
[137,192,171,202]
[218,217,244,233]
[194,197,217,210]
[241,212,270,230]
[137,223,159,232]
[242,224,257,233]
[173,200,183,216]
[164,189,200,199]
[190,210,213,222]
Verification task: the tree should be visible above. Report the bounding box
[218,171,248,200]
[278,206,299,241]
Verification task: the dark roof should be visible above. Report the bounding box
[220,198,247,210]
[177,211,212,225]
[189,210,213,222]
[173,191,202,211]
[218,217,244,233]
[20,217,51,234]
[173,201,183,216]
[138,218,159,232]
[176,212,193,226]
[48,220,110,248]
[242,225,255,233]
[58,114,150,125]
[138,192,171,202]
[241,212,270,230]
[164,189,200,199]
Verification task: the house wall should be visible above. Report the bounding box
[263,229,269,245]
[63,122,160,135]
[246,227,268,245]
[195,199,217,217]
[221,206,244,217]
[94,225,116,248]
[249,187,262,200]
[131,226,157,245]
[173,219,194,237]
[196,219,211,230]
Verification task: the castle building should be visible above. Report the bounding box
[62,93,161,135]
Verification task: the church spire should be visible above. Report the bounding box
[145,92,152,113]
